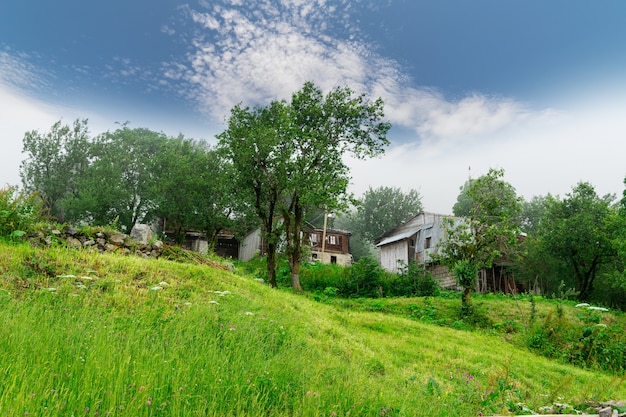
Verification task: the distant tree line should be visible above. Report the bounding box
[19,119,255,249]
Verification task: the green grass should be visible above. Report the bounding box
[0,241,624,416]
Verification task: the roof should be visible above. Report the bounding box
[375,211,459,247]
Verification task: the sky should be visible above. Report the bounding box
[1,0,626,214]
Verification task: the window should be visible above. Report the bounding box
[310,233,318,243]
[329,235,337,245]
[424,236,432,249]
[331,256,337,264]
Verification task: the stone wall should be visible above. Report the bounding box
[28,224,164,258]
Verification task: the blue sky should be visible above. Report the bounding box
[2,0,625,213]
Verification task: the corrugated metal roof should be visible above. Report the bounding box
[376,227,419,247]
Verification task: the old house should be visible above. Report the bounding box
[375,211,524,293]
[375,211,459,289]
[302,224,353,266]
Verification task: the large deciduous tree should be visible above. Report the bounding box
[64,125,167,232]
[218,82,390,292]
[20,119,91,221]
[539,182,618,301]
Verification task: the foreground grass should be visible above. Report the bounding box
[0,242,624,416]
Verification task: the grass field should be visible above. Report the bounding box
[0,241,624,416]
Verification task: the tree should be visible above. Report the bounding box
[352,186,422,242]
[218,82,390,292]
[153,137,244,249]
[539,182,618,301]
[20,119,91,221]
[64,125,167,232]
[439,168,523,313]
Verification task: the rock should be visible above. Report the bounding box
[599,406,613,417]
[66,237,82,248]
[108,233,126,245]
[130,223,152,245]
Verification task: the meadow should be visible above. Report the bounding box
[0,241,624,416]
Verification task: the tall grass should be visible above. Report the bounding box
[1,241,625,416]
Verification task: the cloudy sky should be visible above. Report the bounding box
[1,0,625,213]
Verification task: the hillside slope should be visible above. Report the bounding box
[0,242,624,416]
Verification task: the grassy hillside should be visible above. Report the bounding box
[0,241,624,416]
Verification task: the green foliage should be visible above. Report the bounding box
[526,303,626,373]
[63,125,167,232]
[0,186,45,241]
[20,119,91,221]
[396,260,440,296]
[538,182,618,301]
[218,82,390,292]
[350,186,422,243]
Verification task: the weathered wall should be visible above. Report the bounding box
[378,240,409,273]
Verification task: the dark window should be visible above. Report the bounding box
[331,256,337,264]
[425,237,432,249]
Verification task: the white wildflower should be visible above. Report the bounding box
[184,302,192,306]
[209,300,220,305]
[45,287,57,291]
[587,306,609,312]
[595,323,607,328]
[57,274,77,279]
[575,303,590,308]
[150,286,163,291]
[75,283,87,289]
[158,281,169,287]
[244,311,254,316]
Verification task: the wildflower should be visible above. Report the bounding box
[575,303,591,308]
[587,306,609,312]
[146,397,152,406]
[158,281,168,287]
[45,288,56,291]
[209,300,219,305]
[150,286,163,291]
[245,311,254,315]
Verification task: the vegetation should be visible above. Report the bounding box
[1,240,625,417]
[218,82,390,292]
[440,168,523,314]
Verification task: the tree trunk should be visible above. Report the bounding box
[291,260,303,293]
[266,243,278,288]
[461,287,472,316]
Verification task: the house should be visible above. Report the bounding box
[375,211,524,293]
[375,211,459,289]
[302,224,352,266]
[238,224,353,266]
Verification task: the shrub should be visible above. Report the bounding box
[0,186,45,241]
[394,260,440,297]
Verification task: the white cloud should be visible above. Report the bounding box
[168,0,550,147]
[347,87,626,213]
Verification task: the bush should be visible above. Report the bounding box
[0,186,45,241]
[393,260,440,297]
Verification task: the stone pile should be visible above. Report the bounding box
[28,224,164,258]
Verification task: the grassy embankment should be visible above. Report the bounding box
[0,241,624,416]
